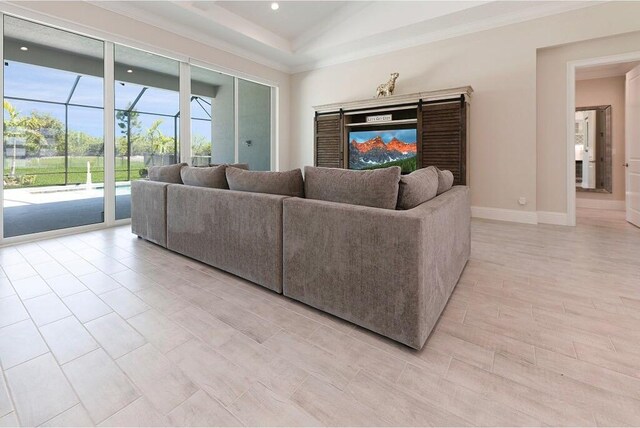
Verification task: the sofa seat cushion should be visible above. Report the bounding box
[437,168,454,195]
[226,167,304,197]
[180,165,229,189]
[148,163,187,184]
[304,166,401,210]
[397,166,439,210]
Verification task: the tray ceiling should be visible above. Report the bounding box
[92,1,597,73]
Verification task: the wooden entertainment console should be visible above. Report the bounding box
[313,86,472,185]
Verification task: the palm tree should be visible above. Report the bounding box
[144,119,175,165]
[146,119,165,155]
[3,100,45,177]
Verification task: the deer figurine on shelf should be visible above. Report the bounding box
[376,72,399,98]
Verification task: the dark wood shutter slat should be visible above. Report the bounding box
[421,102,466,185]
[314,114,343,168]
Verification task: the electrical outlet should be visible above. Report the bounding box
[518,197,527,206]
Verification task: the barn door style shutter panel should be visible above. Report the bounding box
[421,100,467,185]
[314,113,344,168]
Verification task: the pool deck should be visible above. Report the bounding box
[3,184,131,237]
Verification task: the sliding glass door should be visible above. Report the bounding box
[3,16,105,237]
[189,69,272,171]
[114,45,180,220]
[0,13,275,241]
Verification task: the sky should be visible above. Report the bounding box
[4,60,212,140]
[349,129,417,144]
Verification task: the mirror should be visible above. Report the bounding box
[575,105,612,193]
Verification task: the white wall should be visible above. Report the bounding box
[1,1,291,171]
[575,76,626,207]
[290,2,640,221]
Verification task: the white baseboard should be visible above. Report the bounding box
[471,206,538,225]
[471,207,578,226]
[537,211,569,225]
[576,198,625,211]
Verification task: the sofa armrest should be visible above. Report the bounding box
[282,186,470,349]
[131,180,169,247]
[409,186,471,345]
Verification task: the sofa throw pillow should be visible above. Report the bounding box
[437,168,454,195]
[209,163,250,170]
[226,167,304,197]
[148,163,187,184]
[396,166,439,210]
[304,166,401,210]
[180,165,229,189]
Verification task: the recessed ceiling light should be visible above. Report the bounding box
[271,2,279,10]
[126,69,133,73]
[20,46,28,51]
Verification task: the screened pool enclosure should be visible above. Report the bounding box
[2,15,273,239]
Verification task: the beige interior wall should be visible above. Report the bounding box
[291,2,640,215]
[1,1,291,171]
[293,29,538,212]
[537,31,640,213]
[575,76,626,202]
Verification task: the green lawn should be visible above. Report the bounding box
[3,156,147,187]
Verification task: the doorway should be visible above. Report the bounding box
[567,53,640,227]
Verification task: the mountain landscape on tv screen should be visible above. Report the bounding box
[349,130,417,172]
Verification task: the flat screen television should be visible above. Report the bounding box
[348,129,417,173]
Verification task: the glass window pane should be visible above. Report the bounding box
[238,79,271,171]
[115,81,145,111]
[67,106,105,184]
[191,95,212,166]
[69,75,104,107]
[3,16,105,238]
[192,66,234,166]
[114,45,180,220]
[191,96,211,120]
[134,87,179,116]
[4,61,79,103]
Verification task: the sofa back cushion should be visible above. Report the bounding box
[180,165,229,189]
[209,163,250,170]
[148,163,187,184]
[304,166,401,210]
[226,167,305,197]
[437,168,454,195]
[397,166,439,210]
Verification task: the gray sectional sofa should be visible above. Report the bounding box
[131,163,470,349]
[283,186,470,349]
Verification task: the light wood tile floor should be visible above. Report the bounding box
[0,212,638,426]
